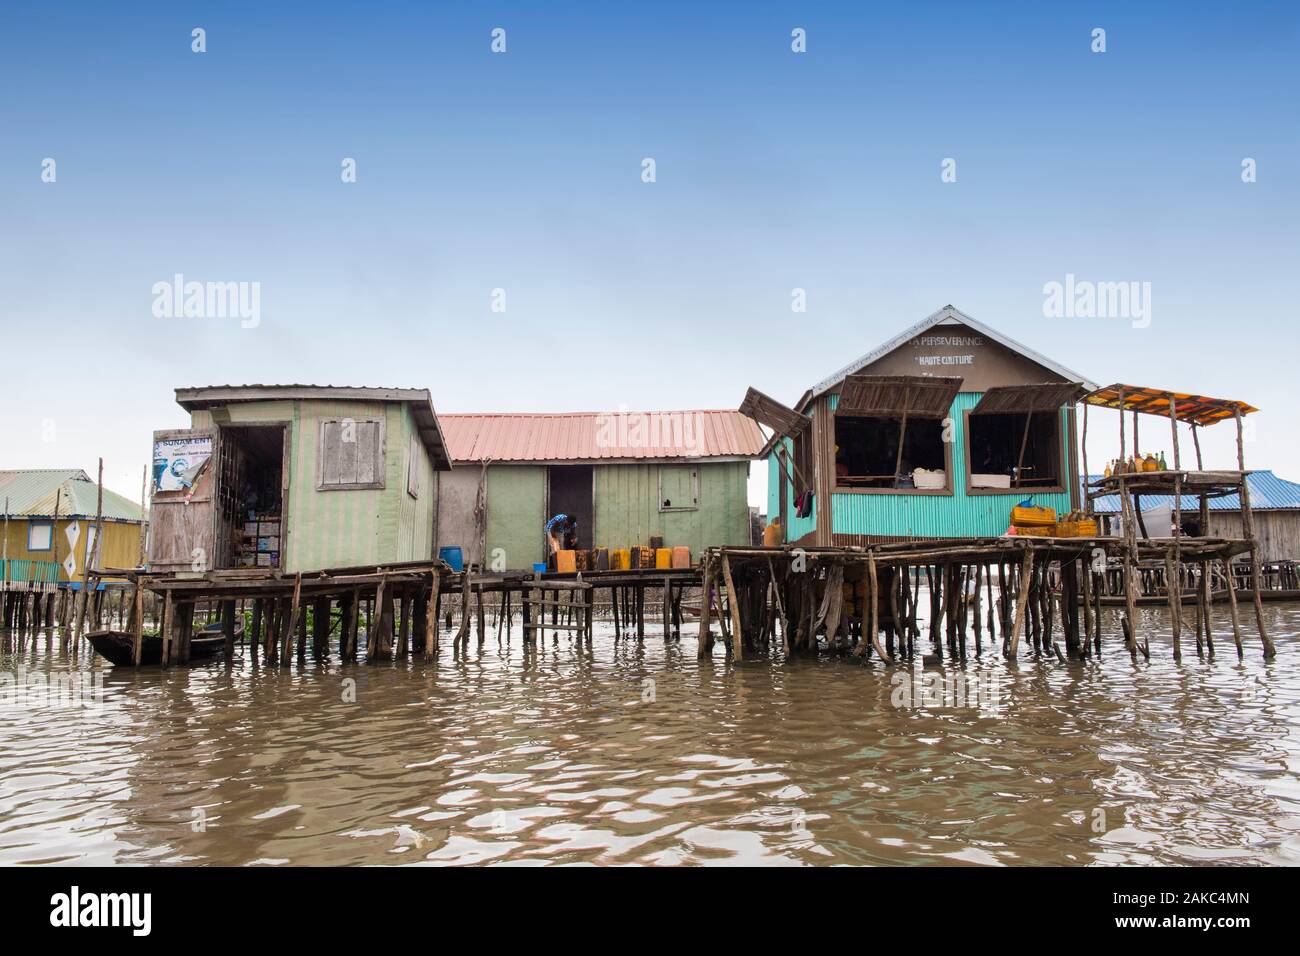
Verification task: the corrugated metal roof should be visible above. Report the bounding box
[440,411,767,464]
[1087,470,1300,514]
[0,469,145,521]
[0,470,86,512]
[174,384,452,470]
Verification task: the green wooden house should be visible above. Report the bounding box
[435,410,765,570]
[751,306,1096,545]
[149,386,452,574]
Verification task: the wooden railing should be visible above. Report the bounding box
[0,559,61,592]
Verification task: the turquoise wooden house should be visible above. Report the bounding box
[748,306,1096,545]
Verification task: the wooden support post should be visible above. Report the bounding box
[1028,560,1042,655]
[455,573,471,651]
[367,576,385,660]
[1007,548,1033,659]
[160,590,174,667]
[285,573,303,664]
[394,594,409,657]
[1079,557,1094,658]
[1222,557,1244,659]
[476,585,485,647]
[132,584,146,667]
[1235,410,1274,658]
[250,598,263,664]
[176,601,193,665]
[523,584,533,647]
[635,584,645,641]
[585,586,594,642]
[296,603,308,661]
[312,597,330,659]
[927,565,943,659]
[1123,550,1140,661]
[425,571,441,660]
[611,582,621,638]
[221,598,237,662]
[1201,556,1214,659]
[696,554,715,660]
[866,552,889,663]
[662,576,671,639]
[1164,551,1182,661]
[720,553,744,661]
[1061,559,1080,659]
[347,588,361,661]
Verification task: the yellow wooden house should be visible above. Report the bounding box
[0,469,146,592]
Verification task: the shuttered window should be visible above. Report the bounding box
[318,418,386,490]
[659,466,699,512]
[406,434,420,499]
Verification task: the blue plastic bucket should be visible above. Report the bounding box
[439,546,464,572]
[532,562,547,575]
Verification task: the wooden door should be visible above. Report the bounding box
[148,428,219,573]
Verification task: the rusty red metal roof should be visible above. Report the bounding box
[440,411,766,464]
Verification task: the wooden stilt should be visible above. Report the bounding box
[221,598,237,662]
[1222,557,1244,659]
[132,584,146,666]
[720,553,744,661]
[1007,548,1033,659]
[425,571,440,660]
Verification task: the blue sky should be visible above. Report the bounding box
[2,1,1297,504]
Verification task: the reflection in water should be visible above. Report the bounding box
[1,603,1297,865]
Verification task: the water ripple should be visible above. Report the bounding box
[1,605,1297,866]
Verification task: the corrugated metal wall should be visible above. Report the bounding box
[593,461,750,557]
[767,392,1075,540]
[769,433,818,543]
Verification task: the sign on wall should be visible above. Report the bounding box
[153,436,213,493]
[909,333,982,370]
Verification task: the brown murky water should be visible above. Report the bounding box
[2,604,1298,866]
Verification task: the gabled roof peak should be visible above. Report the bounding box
[811,305,1097,398]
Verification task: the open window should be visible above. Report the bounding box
[834,416,948,489]
[966,384,1082,493]
[833,375,961,492]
